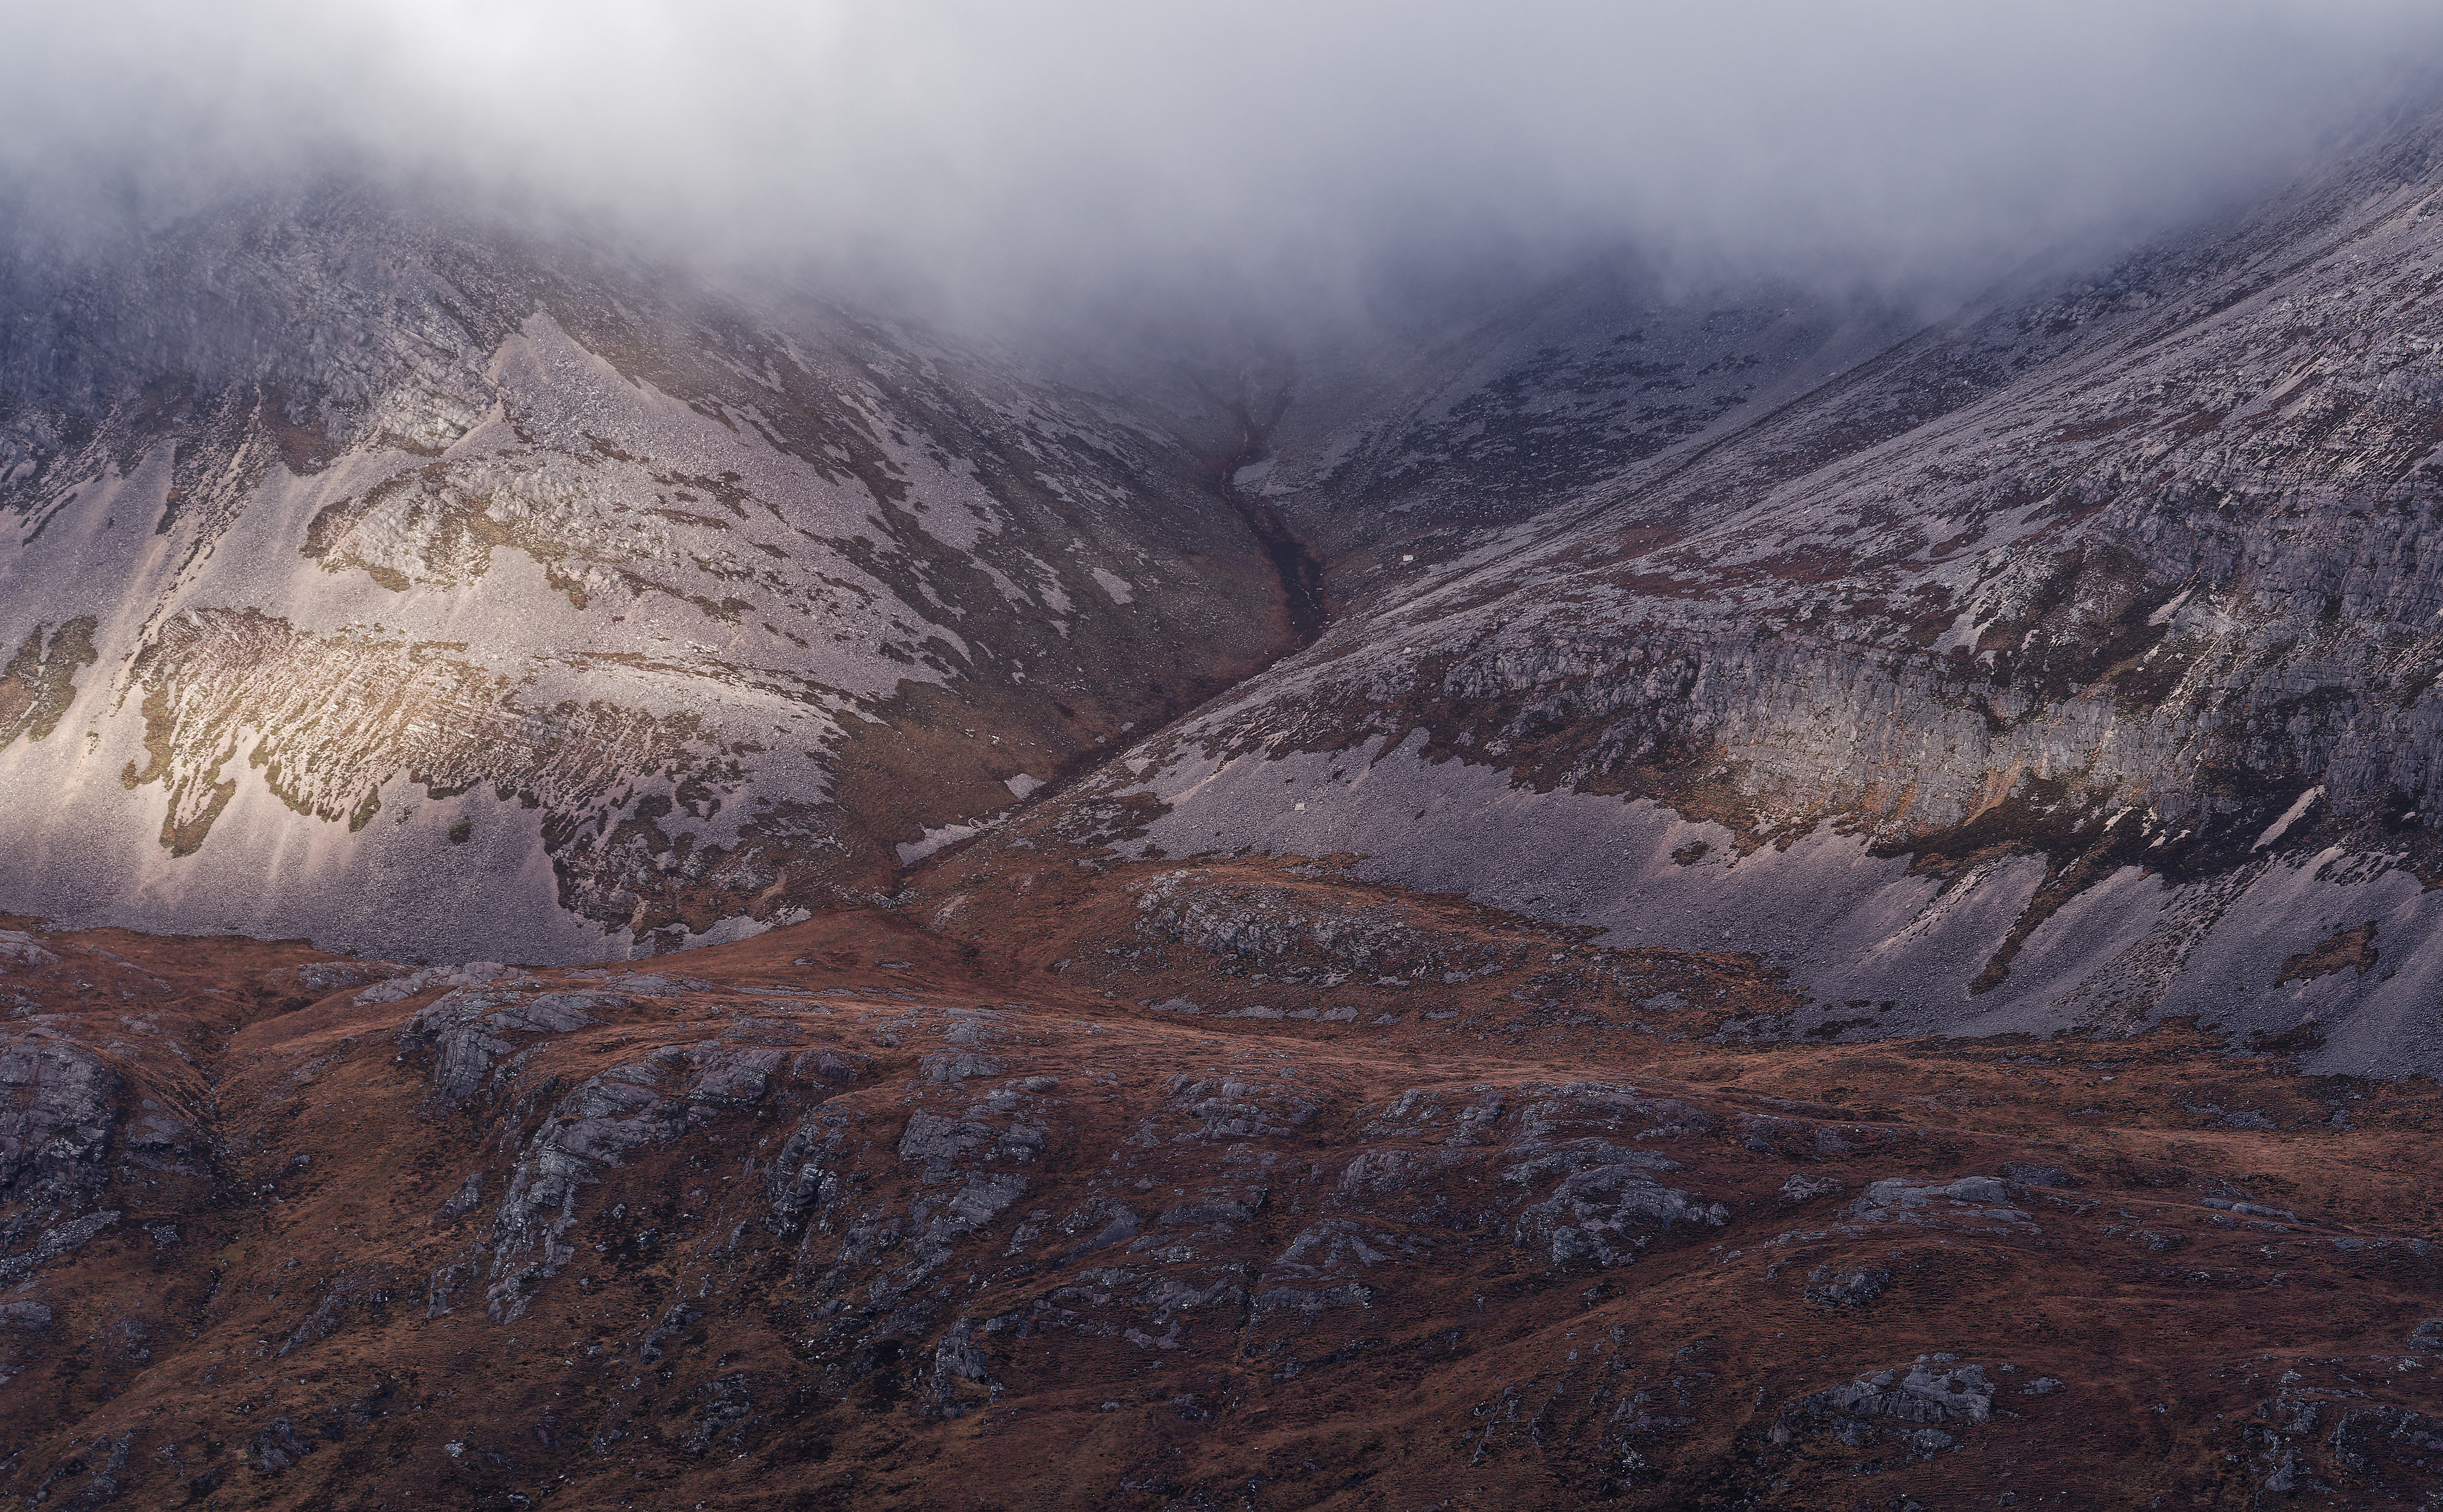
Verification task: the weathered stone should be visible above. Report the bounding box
[922,1052,1003,1084]
[0,932,61,970]
[1804,1267,1890,1308]
[0,1034,118,1195]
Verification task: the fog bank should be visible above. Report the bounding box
[5,1,2443,316]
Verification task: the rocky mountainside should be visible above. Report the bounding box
[0,187,1953,976]
[992,101,2443,1078]
[0,187,1301,961]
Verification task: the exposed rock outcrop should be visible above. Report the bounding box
[0,898,2434,1510]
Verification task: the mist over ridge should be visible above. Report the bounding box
[9,0,2443,328]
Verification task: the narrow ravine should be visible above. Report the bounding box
[1190,370,1329,645]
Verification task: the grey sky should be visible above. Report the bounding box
[6,1,2443,311]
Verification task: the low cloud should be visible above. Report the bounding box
[5,1,2442,317]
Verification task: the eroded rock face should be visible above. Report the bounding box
[0,1032,119,1198]
[0,187,1297,961]
[970,101,2443,1076]
[17,109,2443,1060]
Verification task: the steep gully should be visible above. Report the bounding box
[932,369,1326,853]
[1190,370,1329,646]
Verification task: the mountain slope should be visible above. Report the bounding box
[15,111,2443,1056]
[984,105,2443,1076]
[0,189,1299,960]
